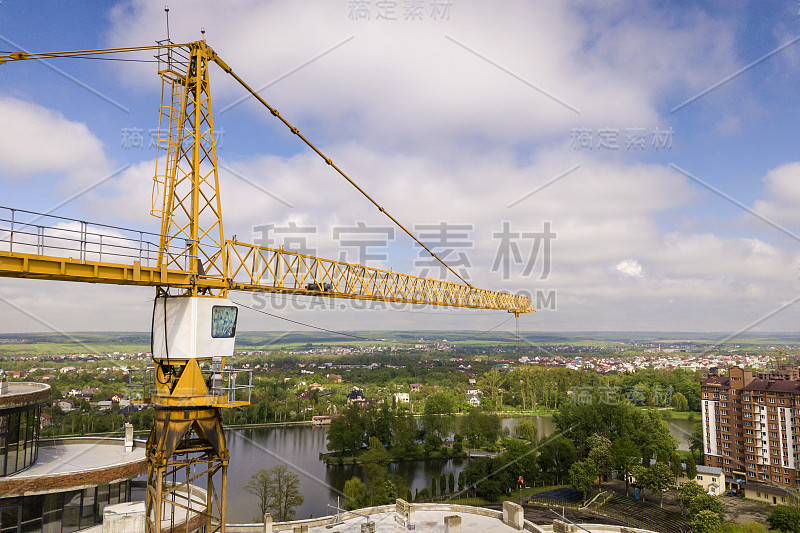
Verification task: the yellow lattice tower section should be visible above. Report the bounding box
[146,40,234,533]
[154,40,227,295]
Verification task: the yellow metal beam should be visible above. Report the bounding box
[0,245,534,313]
[0,250,201,288]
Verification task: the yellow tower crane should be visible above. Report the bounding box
[0,38,533,533]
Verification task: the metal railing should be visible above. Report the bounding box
[126,362,253,405]
[207,358,253,405]
[0,206,192,268]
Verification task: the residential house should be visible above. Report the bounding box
[394,392,410,404]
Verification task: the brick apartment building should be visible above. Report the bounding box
[701,365,800,491]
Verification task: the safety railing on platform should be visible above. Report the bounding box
[126,362,253,405]
[208,357,254,405]
[0,206,192,268]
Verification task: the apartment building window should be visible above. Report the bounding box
[770,415,777,421]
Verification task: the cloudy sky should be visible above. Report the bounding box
[1,1,800,337]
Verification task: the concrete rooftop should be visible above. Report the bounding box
[14,439,144,477]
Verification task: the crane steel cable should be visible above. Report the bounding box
[234,299,515,345]
[0,41,519,302]
[213,54,475,289]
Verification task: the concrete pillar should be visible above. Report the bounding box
[552,520,577,533]
[359,522,375,533]
[502,501,524,530]
[124,422,134,452]
[443,515,461,533]
[263,513,272,533]
[395,499,415,529]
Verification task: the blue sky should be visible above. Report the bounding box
[2,1,800,337]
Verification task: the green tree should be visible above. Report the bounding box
[612,436,641,497]
[243,465,304,522]
[587,434,613,490]
[671,391,689,411]
[460,409,502,449]
[685,453,698,480]
[431,476,437,497]
[692,510,723,533]
[448,472,455,493]
[537,436,576,485]
[361,437,392,505]
[392,414,417,458]
[440,473,446,495]
[500,438,538,484]
[644,462,673,508]
[457,470,465,491]
[569,459,598,500]
[327,416,348,456]
[477,370,504,409]
[513,419,537,444]
[452,433,463,454]
[688,494,725,521]
[669,452,684,483]
[677,480,705,516]
[343,477,369,511]
[422,392,454,441]
[766,505,800,532]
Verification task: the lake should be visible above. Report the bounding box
[223,415,696,522]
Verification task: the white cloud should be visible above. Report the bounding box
[104,1,739,150]
[0,96,110,184]
[753,162,800,226]
[616,259,644,277]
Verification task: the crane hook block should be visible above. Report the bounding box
[152,296,238,360]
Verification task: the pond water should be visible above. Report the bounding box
[223,415,695,522]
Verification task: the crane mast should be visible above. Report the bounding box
[0,38,535,533]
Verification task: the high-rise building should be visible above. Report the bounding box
[701,365,800,491]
